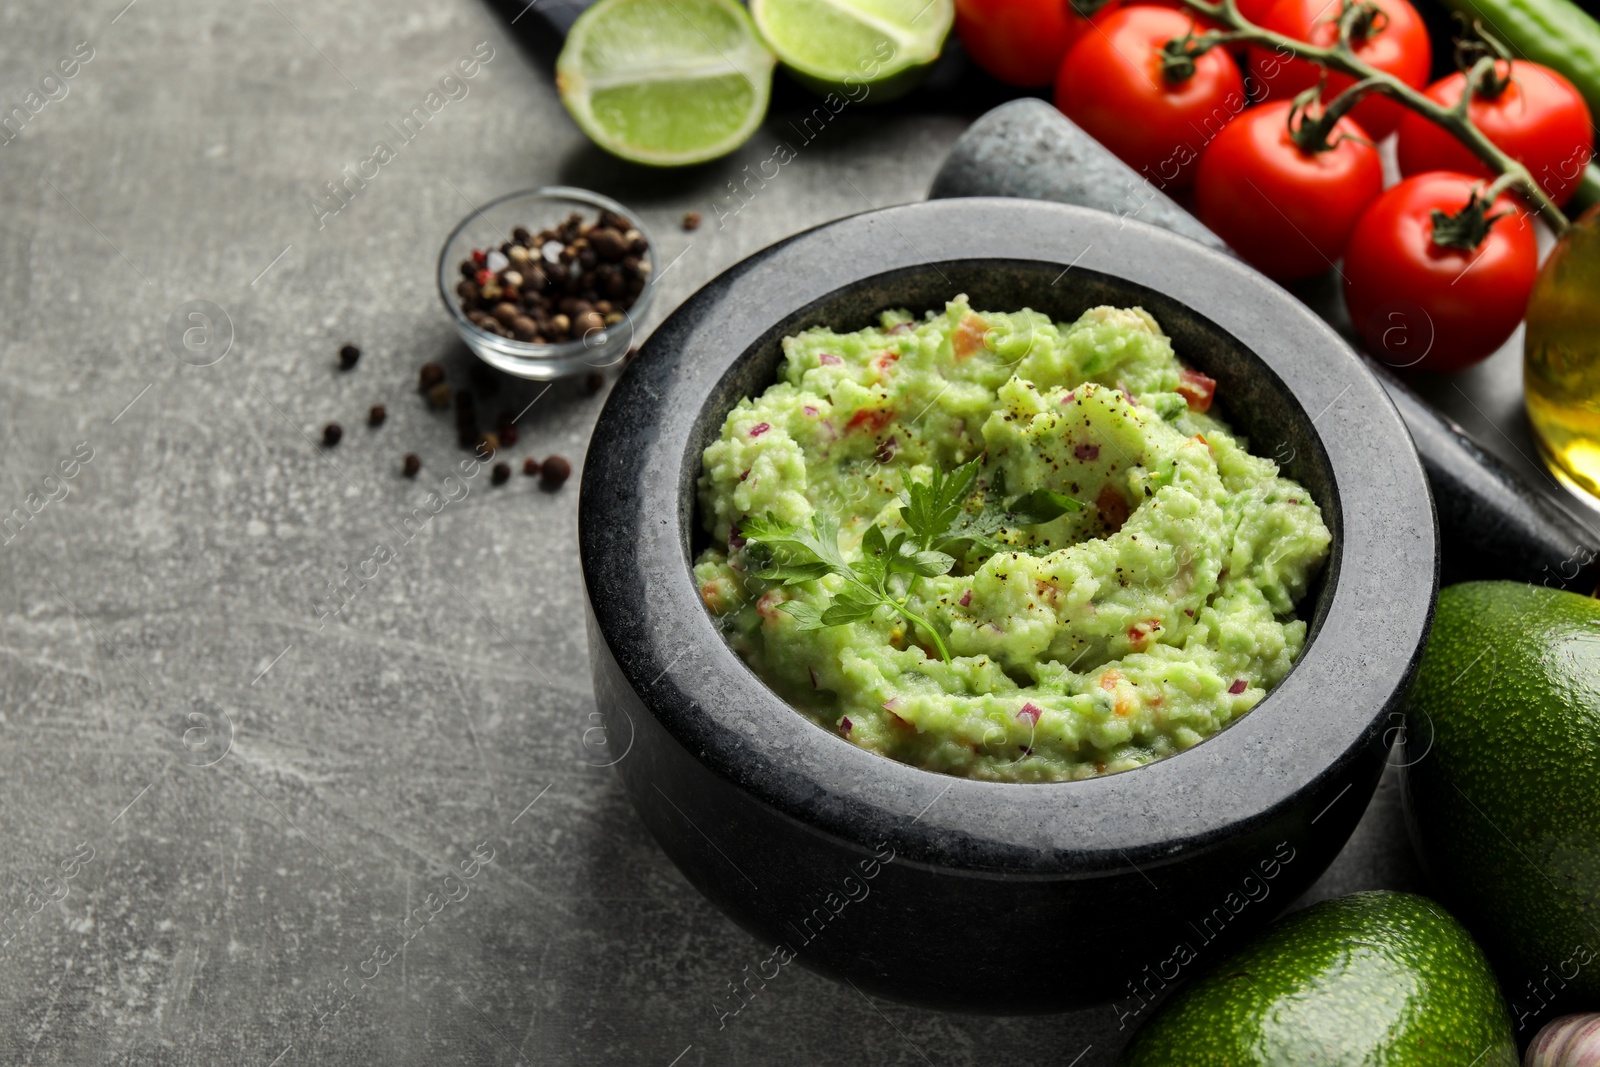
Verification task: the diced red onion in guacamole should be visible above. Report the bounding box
[749,422,770,437]
[1229,679,1247,695]
[1017,702,1042,725]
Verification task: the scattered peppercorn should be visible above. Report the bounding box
[682,211,702,231]
[498,422,518,447]
[491,462,511,485]
[403,453,421,477]
[426,382,452,410]
[419,362,445,391]
[368,404,386,427]
[585,372,605,395]
[540,454,572,489]
[339,344,360,370]
[522,456,541,477]
[453,210,651,345]
[322,423,343,447]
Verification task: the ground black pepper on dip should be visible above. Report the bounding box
[454,211,650,345]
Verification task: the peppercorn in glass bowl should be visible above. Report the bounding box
[437,187,658,380]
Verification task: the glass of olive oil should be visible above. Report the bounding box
[1525,202,1600,505]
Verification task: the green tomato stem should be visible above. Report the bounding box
[1176,0,1571,235]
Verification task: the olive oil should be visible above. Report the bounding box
[1525,203,1600,503]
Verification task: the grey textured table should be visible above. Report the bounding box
[0,1,1572,1064]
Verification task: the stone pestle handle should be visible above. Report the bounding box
[930,99,1600,594]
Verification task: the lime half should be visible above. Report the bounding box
[750,0,954,100]
[557,0,776,167]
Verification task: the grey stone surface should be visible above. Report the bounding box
[0,2,1442,1065]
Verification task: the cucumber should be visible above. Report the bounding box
[1436,0,1600,124]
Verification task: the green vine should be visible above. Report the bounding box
[1171,0,1571,236]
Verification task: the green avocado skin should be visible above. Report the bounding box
[1119,892,1518,1066]
[1404,581,1600,1012]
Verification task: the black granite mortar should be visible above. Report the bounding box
[579,198,1436,1012]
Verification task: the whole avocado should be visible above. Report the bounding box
[1119,892,1517,1066]
[1405,581,1600,1013]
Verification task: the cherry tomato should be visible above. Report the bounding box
[1057,2,1229,58]
[1397,61,1594,207]
[1343,172,1538,373]
[1195,100,1383,282]
[1234,0,1280,21]
[1249,0,1431,139]
[1056,5,1247,189]
[956,0,1078,87]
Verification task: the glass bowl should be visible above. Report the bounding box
[437,186,658,381]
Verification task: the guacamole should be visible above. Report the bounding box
[693,297,1332,782]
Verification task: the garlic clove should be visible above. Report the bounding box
[1528,1015,1600,1067]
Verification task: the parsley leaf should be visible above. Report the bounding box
[925,466,1084,555]
[901,458,980,552]
[740,511,954,663]
[736,460,1084,665]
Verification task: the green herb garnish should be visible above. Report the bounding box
[740,459,1083,664]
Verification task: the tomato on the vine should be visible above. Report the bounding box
[1249,0,1431,139]
[1343,172,1538,373]
[1055,5,1246,189]
[1397,61,1594,207]
[1233,0,1280,21]
[956,0,1079,87]
[1195,100,1383,282]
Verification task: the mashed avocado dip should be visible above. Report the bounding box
[693,297,1331,782]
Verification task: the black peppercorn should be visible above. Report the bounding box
[322,423,343,447]
[491,462,510,485]
[683,211,702,231]
[403,453,421,477]
[368,404,386,427]
[419,362,446,390]
[540,454,572,489]
[338,344,360,370]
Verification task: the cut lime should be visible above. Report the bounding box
[749,0,954,101]
[557,0,776,167]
